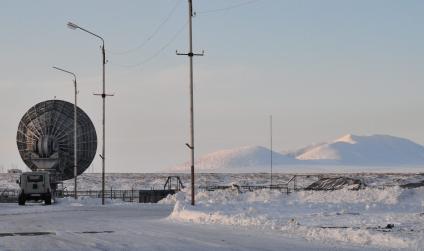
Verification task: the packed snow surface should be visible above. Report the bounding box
[165,186,424,250]
[2,173,424,250]
[0,198,377,251]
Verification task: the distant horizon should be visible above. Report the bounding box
[4,132,424,173]
[2,170,424,174]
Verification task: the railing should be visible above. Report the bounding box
[61,188,178,203]
[0,176,186,204]
[199,184,291,194]
[199,175,322,194]
[287,175,297,191]
[62,189,140,202]
[61,176,185,202]
[163,176,185,190]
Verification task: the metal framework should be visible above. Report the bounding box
[16,100,97,181]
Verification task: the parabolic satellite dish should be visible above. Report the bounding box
[16,100,97,181]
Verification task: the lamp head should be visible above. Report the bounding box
[67,22,79,30]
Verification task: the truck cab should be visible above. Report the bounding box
[17,171,53,205]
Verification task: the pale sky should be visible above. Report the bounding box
[1,0,423,172]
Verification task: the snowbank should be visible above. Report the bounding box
[167,187,424,249]
[305,177,364,190]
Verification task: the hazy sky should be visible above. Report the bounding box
[1,0,423,172]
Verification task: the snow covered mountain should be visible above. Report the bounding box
[171,134,424,172]
[171,146,297,172]
[296,134,424,165]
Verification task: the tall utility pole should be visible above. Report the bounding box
[177,0,204,206]
[67,22,114,205]
[270,115,273,187]
[52,66,78,199]
[73,76,78,199]
[98,42,107,205]
[94,38,114,205]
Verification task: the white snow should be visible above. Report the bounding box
[0,197,375,251]
[296,134,424,165]
[171,145,296,172]
[296,144,340,161]
[2,173,424,250]
[166,186,424,250]
[170,134,424,172]
[334,134,358,144]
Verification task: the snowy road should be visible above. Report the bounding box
[0,201,378,251]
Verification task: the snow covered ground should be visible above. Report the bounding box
[2,172,423,191]
[1,173,424,250]
[0,198,376,251]
[164,186,424,250]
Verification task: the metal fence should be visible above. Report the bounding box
[199,175,321,194]
[63,189,140,202]
[1,188,176,203]
[0,175,322,203]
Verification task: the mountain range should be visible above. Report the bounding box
[171,134,424,172]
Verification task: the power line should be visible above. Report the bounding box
[108,0,182,55]
[110,21,188,68]
[110,0,259,69]
[196,0,261,14]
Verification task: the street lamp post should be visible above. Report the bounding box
[67,22,111,205]
[52,66,78,200]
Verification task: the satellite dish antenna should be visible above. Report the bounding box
[16,100,97,181]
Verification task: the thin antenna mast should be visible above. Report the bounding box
[270,115,273,187]
[177,0,204,206]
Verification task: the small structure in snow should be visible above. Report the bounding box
[400,180,424,189]
[305,177,364,191]
[7,168,22,174]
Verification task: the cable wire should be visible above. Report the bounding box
[196,0,261,14]
[110,21,188,69]
[108,0,182,55]
[110,0,259,69]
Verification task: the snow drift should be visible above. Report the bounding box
[165,187,424,249]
